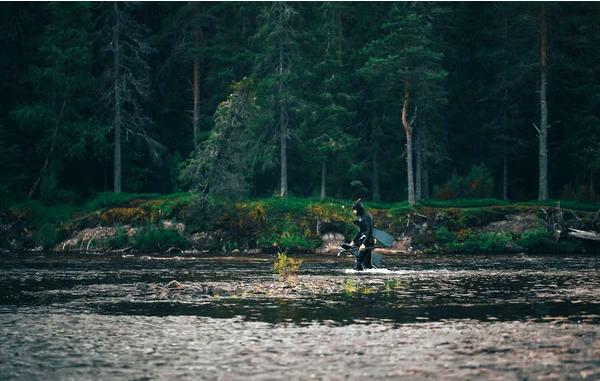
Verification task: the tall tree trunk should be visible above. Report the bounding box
[192,54,200,149]
[538,4,549,201]
[502,85,509,201]
[422,124,429,199]
[335,8,343,66]
[591,169,595,198]
[320,159,326,199]
[372,150,380,202]
[191,3,201,150]
[423,165,430,199]
[402,80,415,206]
[371,122,381,201]
[502,13,509,201]
[502,154,508,201]
[415,125,422,201]
[278,37,288,197]
[113,1,122,193]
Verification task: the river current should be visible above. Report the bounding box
[1,253,599,380]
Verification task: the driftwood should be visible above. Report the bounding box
[541,203,600,243]
[568,228,600,241]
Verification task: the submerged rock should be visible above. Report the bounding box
[317,232,346,254]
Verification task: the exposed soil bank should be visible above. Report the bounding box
[1,193,599,255]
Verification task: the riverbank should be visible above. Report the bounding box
[1,192,599,255]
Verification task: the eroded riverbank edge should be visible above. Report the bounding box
[2,193,599,255]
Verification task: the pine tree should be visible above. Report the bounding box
[300,2,357,199]
[252,2,303,197]
[97,2,159,193]
[11,3,98,200]
[179,78,257,196]
[361,4,447,205]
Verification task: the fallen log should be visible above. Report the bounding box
[568,228,600,241]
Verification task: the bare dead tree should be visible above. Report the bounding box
[402,80,417,206]
[536,4,550,201]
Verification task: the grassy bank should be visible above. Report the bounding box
[2,193,599,254]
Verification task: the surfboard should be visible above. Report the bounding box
[371,252,383,267]
[373,228,394,248]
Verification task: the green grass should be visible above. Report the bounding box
[517,199,600,212]
[82,192,161,212]
[419,198,509,208]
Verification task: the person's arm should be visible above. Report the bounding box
[364,214,373,242]
[351,220,363,245]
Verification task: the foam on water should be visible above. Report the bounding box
[343,268,412,275]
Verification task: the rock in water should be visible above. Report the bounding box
[166,280,184,289]
[317,232,346,254]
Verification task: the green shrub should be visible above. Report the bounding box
[10,201,77,229]
[106,226,129,249]
[33,223,62,249]
[435,226,455,244]
[273,252,302,279]
[131,225,188,252]
[343,277,357,294]
[515,228,584,254]
[449,231,512,254]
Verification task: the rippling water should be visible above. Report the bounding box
[1,253,600,380]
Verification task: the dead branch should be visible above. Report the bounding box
[568,228,600,241]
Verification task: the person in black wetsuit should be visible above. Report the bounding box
[349,200,374,271]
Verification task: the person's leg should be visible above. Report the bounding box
[355,251,366,271]
[362,249,373,269]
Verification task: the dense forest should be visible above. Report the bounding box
[1,2,599,206]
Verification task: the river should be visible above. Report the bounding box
[1,253,599,380]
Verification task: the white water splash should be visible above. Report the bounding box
[343,268,412,275]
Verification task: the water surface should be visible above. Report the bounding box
[1,253,600,380]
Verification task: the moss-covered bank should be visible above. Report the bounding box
[1,192,599,254]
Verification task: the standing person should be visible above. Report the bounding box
[350,199,374,271]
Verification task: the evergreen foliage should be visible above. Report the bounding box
[0,2,599,204]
